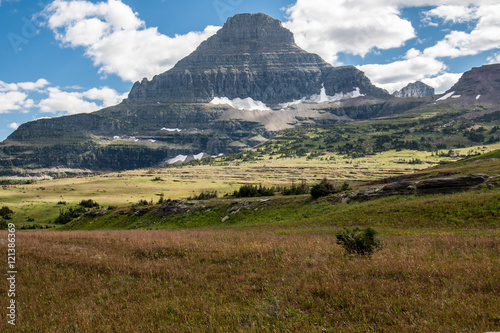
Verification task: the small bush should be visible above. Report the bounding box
[282,181,310,196]
[336,227,382,256]
[310,178,350,199]
[188,190,218,200]
[55,207,87,224]
[0,206,14,219]
[79,199,100,208]
[231,184,275,198]
[135,199,151,206]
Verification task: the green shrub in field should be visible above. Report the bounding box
[282,181,310,196]
[0,206,13,219]
[188,190,218,200]
[55,207,87,224]
[79,199,100,208]
[231,184,275,198]
[135,199,152,206]
[310,178,350,199]
[336,227,382,256]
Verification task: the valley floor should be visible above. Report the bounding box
[1,227,498,332]
[0,146,499,331]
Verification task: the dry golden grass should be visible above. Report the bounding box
[1,229,499,332]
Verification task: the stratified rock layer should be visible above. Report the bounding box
[125,13,388,105]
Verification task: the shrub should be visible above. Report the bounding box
[0,206,14,219]
[282,181,310,196]
[135,199,151,206]
[231,184,274,198]
[188,190,218,200]
[55,207,87,224]
[310,178,350,199]
[79,199,100,208]
[336,227,382,256]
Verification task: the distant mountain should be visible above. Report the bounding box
[125,13,389,105]
[1,14,498,174]
[437,64,500,105]
[393,81,434,98]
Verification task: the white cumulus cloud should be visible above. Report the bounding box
[8,122,20,130]
[421,73,463,93]
[0,78,49,92]
[38,86,127,114]
[43,0,220,82]
[424,4,500,59]
[283,0,416,64]
[0,91,34,114]
[424,5,479,24]
[358,50,447,93]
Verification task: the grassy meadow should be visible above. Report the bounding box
[0,144,499,331]
[0,227,499,332]
[1,142,499,227]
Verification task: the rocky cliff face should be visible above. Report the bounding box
[393,81,434,98]
[446,64,500,98]
[125,13,388,105]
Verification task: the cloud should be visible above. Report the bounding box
[283,0,416,64]
[0,91,34,114]
[38,86,127,114]
[424,5,479,24]
[358,49,447,93]
[43,0,220,82]
[8,122,20,130]
[421,73,463,93]
[0,78,49,92]
[17,79,50,91]
[487,53,500,64]
[0,78,125,115]
[0,79,49,114]
[424,4,500,58]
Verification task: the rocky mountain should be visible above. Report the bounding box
[125,13,389,105]
[1,14,498,174]
[393,81,434,98]
[436,64,500,104]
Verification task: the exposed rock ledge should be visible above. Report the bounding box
[341,174,493,203]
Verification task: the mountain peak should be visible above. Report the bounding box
[217,13,295,45]
[125,13,388,105]
[393,81,434,98]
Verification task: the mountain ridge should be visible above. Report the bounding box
[124,13,389,105]
[1,14,500,174]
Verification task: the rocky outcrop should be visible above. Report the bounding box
[125,13,389,105]
[341,174,491,202]
[446,64,500,97]
[393,81,434,98]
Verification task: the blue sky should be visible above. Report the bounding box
[1,0,500,141]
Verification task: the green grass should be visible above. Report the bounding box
[1,146,499,230]
[60,186,500,231]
